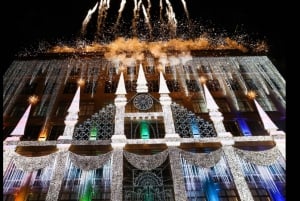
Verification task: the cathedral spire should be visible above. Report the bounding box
[253,99,278,133]
[5,95,38,141]
[9,104,32,137]
[136,63,148,93]
[116,72,127,95]
[202,81,232,137]
[58,85,81,140]
[203,83,219,111]
[159,71,170,94]
[68,86,80,113]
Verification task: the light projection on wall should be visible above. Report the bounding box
[181,155,238,201]
[3,161,54,200]
[237,155,286,201]
[89,125,98,140]
[60,158,112,201]
[236,118,252,136]
[140,120,150,139]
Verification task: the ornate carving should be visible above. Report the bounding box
[73,104,115,140]
[12,151,58,172]
[133,94,154,110]
[234,146,282,166]
[171,103,217,138]
[69,151,112,170]
[179,148,222,168]
[124,149,169,170]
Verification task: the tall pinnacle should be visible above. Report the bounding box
[136,63,148,93]
[68,86,80,113]
[9,104,32,136]
[116,72,127,95]
[254,99,278,132]
[58,86,81,140]
[203,83,219,111]
[159,71,170,94]
[202,82,231,137]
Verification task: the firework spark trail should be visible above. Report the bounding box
[142,4,152,38]
[131,0,142,37]
[132,0,138,36]
[96,0,104,37]
[159,0,163,22]
[81,2,99,36]
[96,0,110,40]
[114,0,127,31]
[146,0,152,22]
[165,0,177,37]
[180,0,189,20]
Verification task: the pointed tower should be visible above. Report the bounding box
[253,99,285,158]
[159,71,180,146]
[203,83,232,137]
[254,99,280,133]
[4,104,32,141]
[111,71,127,148]
[136,63,148,93]
[58,86,81,140]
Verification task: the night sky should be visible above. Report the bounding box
[2,0,287,78]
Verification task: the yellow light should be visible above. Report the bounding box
[28,95,39,105]
[38,128,48,141]
[199,76,207,84]
[118,65,126,72]
[77,78,85,86]
[247,91,257,99]
[157,64,164,72]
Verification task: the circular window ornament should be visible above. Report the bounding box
[133,94,154,110]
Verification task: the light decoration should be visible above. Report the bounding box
[199,76,207,84]
[61,158,112,200]
[181,155,234,200]
[79,171,94,201]
[3,161,54,199]
[38,127,48,141]
[89,125,98,140]
[28,95,39,105]
[140,121,150,139]
[77,78,85,86]
[236,118,252,136]
[237,155,285,200]
[247,90,257,99]
[190,116,200,138]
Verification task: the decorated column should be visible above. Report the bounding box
[168,147,188,201]
[110,148,124,201]
[111,71,127,200]
[221,140,254,201]
[159,71,180,146]
[3,147,16,176]
[201,78,232,137]
[111,71,127,145]
[45,145,70,201]
[59,79,82,140]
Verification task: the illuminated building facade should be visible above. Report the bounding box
[3,51,286,201]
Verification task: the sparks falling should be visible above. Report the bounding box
[44,0,267,58]
[81,2,99,36]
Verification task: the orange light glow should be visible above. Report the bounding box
[48,36,252,57]
[28,95,39,105]
[77,78,85,86]
[38,128,48,141]
[199,76,207,84]
[247,91,257,99]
